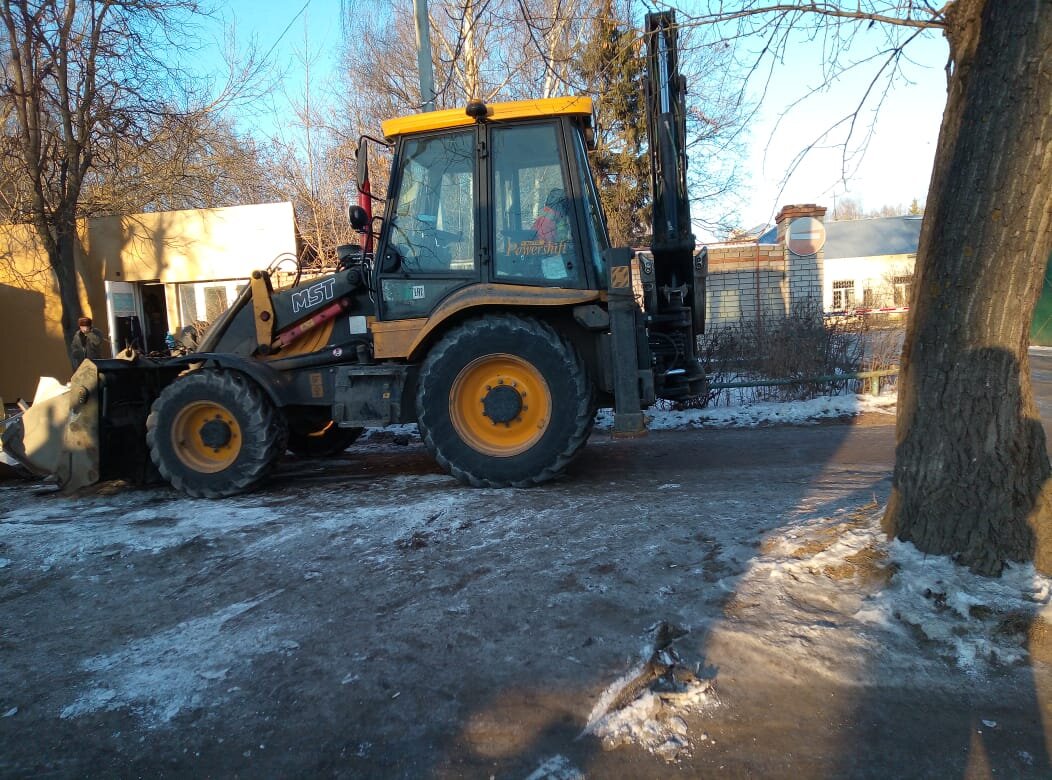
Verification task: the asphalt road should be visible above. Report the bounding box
[2,356,1052,777]
[0,423,899,779]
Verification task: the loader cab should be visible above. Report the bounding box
[369,98,610,322]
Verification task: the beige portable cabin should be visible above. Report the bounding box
[0,202,300,401]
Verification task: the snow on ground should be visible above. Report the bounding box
[596,391,897,432]
[5,386,1051,758]
[357,389,899,440]
[578,500,1052,760]
[586,388,1052,756]
[59,589,293,727]
[731,506,1052,677]
[0,475,526,725]
[1,494,278,569]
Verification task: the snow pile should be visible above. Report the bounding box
[726,505,1052,678]
[350,390,897,444]
[584,622,718,762]
[867,538,1052,671]
[358,423,420,443]
[595,391,896,432]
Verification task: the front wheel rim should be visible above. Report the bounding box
[449,354,552,457]
[170,401,242,473]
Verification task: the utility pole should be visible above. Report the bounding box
[413,0,436,112]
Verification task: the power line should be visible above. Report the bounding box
[259,0,313,67]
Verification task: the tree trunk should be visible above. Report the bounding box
[49,220,83,369]
[882,0,1052,575]
[461,0,481,99]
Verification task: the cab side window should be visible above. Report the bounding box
[387,131,476,274]
[491,124,581,285]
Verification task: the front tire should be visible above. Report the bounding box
[417,315,594,487]
[146,370,285,498]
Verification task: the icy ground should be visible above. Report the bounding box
[1,388,1051,776]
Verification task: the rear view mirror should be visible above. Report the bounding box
[349,205,370,231]
[356,140,368,191]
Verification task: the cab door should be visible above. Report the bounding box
[488,121,588,287]
[377,128,480,320]
[488,117,618,290]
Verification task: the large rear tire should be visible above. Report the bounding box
[417,314,594,487]
[146,370,286,498]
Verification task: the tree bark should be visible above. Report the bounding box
[52,222,84,366]
[883,0,1052,575]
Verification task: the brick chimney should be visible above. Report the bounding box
[775,204,827,245]
[774,204,828,318]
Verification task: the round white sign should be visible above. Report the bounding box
[786,217,827,256]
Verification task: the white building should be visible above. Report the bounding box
[705,204,922,327]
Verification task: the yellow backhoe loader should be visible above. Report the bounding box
[2,11,707,498]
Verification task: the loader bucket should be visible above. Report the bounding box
[0,399,32,480]
[0,362,103,492]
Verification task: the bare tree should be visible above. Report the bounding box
[681,1,1052,575]
[340,0,588,115]
[831,196,917,220]
[832,196,865,221]
[261,15,363,269]
[337,0,747,236]
[80,112,277,214]
[265,134,360,269]
[0,0,263,351]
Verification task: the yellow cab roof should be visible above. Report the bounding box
[381,96,593,141]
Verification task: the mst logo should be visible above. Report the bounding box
[291,278,336,313]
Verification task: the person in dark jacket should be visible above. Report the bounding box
[70,317,107,369]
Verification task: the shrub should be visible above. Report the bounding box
[692,300,902,407]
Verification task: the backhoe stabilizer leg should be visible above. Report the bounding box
[606,248,650,438]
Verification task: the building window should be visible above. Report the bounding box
[204,286,229,322]
[893,275,913,307]
[175,280,245,335]
[178,284,198,325]
[832,280,855,310]
[863,287,875,308]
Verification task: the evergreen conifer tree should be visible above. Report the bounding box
[575,1,649,247]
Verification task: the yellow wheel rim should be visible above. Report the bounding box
[170,401,242,473]
[450,354,551,457]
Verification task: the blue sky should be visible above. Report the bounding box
[210,0,344,140]
[209,1,947,238]
[732,27,947,233]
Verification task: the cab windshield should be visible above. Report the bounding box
[570,124,610,288]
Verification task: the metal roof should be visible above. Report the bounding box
[757,225,777,244]
[755,215,923,258]
[823,216,923,259]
